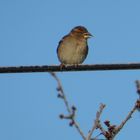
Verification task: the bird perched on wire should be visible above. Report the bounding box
[57,26,92,65]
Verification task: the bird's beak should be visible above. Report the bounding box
[84,32,93,38]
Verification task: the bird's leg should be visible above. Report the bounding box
[59,63,66,70]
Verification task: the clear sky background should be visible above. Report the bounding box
[0,0,140,140]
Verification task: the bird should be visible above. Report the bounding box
[57,26,92,65]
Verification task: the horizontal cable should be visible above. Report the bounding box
[0,63,140,74]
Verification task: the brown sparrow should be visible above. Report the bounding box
[57,26,92,65]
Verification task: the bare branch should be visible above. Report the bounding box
[86,104,106,140]
[115,102,137,135]
[50,72,86,140]
[1,63,140,74]
[50,73,140,140]
[115,80,140,135]
[50,72,71,113]
[97,103,138,140]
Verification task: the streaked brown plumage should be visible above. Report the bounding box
[57,26,92,65]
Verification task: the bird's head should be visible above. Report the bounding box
[70,26,93,39]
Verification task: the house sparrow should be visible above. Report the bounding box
[57,26,92,65]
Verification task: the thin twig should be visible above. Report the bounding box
[86,104,106,140]
[1,63,140,73]
[135,80,140,99]
[50,72,71,113]
[115,103,137,134]
[97,123,107,139]
[50,72,86,140]
[114,80,140,136]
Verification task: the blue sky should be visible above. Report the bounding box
[0,0,140,140]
